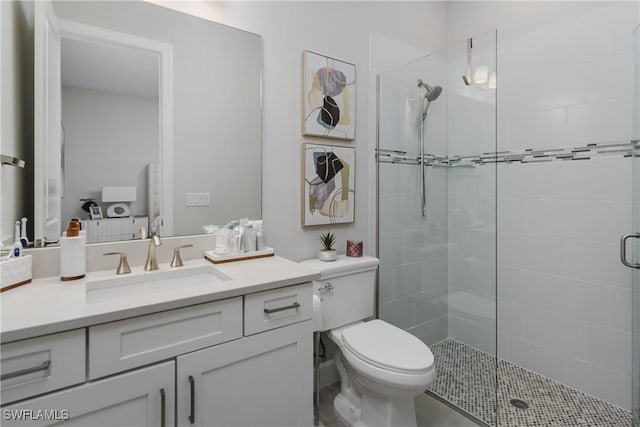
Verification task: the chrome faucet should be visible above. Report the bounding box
[144,235,162,271]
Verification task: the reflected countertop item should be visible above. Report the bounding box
[0,256,320,343]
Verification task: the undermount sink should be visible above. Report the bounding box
[86,265,231,303]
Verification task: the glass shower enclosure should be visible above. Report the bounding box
[632,24,639,427]
[377,30,497,425]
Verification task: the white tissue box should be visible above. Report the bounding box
[1,255,32,292]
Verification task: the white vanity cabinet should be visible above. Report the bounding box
[176,284,313,427]
[177,320,312,427]
[0,282,314,427]
[2,361,175,427]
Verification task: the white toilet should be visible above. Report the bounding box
[301,255,436,427]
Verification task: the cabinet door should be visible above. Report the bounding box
[2,361,174,427]
[177,320,313,427]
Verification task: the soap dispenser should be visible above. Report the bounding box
[60,219,86,281]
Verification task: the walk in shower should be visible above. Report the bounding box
[377,29,499,425]
[378,8,639,425]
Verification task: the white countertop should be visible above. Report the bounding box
[1,256,320,343]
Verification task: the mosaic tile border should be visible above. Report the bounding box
[376,141,634,167]
[428,338,633,427]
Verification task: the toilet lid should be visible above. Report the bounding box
[341,320,434,373]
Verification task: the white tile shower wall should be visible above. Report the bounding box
[377,47,449,345]
[447,165,497,356]
[378,164,449,345]
[494,3,638,153]
[497,158,633,409]
[445,1,638,410]
[446,29,497,358]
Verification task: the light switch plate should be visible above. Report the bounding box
[186,192,210,207]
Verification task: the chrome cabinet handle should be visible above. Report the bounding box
[620,233,640,268]
[160,388,166,427]
[188,375,195,424]
[264,302,300,314]
[1,360,50,381]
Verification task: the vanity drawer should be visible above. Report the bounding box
[1,329,86,405]
[88,297,242,380]
[244,283,312,335]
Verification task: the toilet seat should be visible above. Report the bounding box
[341,320,434,375]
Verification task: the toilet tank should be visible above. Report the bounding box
[300,255,379,332]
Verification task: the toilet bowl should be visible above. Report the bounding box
[301,256,436,427]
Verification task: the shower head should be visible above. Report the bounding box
[417,79,443,121]
[417,79,443,102]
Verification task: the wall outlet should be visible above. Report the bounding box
[186,192,210,207]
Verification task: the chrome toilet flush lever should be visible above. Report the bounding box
[317,282,333,293]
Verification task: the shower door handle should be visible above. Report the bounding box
[620,233,640,268]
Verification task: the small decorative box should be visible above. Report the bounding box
[346,240,363,257]
[1,255,32,292]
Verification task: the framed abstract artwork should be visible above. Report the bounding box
[302,51,355,141]
[302,143,355,226]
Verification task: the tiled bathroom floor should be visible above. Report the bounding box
[429,338,633,426]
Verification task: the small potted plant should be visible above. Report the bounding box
[319,231,338,262]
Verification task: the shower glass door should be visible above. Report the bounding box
[377,30,497,425]
[632,25,639,427]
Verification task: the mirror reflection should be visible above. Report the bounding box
[4,0,262,246]
[62,38,160,243]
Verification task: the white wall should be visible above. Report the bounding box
[149,1,448,261]
[1,0,34,246]
[61,85,159,222]
[448,1,639,409]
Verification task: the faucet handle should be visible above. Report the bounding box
[103,252,131,275]
[171,245,193,268]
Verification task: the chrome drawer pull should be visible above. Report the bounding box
[188,375,195,424]
[160,388,166,427]
[264,302,300,314]
[1,360,51,381]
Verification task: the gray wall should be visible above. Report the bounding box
[61,85,158,223]
[1,0,34,245]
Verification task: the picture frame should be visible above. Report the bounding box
[302,143,355,227]
[302,51,356,141]
[89,205,103,220]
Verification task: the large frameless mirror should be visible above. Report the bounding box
[2,0,262,247]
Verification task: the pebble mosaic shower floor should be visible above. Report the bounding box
[429,338,633,426]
